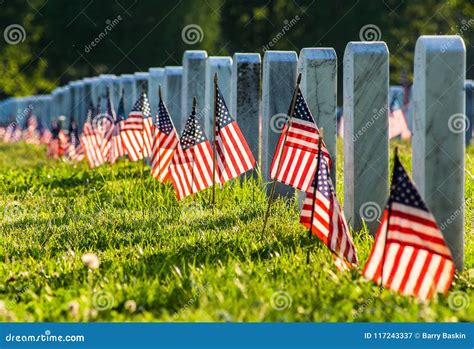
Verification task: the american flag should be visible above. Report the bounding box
[39,119,52,145]
[150,98,179,182]
[64,118,84,161]
[143,104,154,159]
[169,105,214,199]
[24,112,40,144]
[13,126,23,142]
[300,155,358,269]
[80,103,105,168]
[109,90,127,164]
[214,85,255,183]
[47,120,64,159]
[3,122,16,143]
[363,153,454,300]
[121,91,151,162]
[99,88,116,160]
[270,88,332,192]
[388,101,411,140]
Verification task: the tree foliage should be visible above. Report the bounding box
[0,0,472,99]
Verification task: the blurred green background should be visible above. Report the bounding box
[0,0,473,99]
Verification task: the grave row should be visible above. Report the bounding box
[0,36,468,269]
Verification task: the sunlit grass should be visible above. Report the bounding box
[0,141,472,322]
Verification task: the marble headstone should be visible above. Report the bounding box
[204,56,232,138]
[412,35,466,270]
[343,42,389,235]
[262,50,298,196]
[182,50,207,128]
[164,66,183,132]
[230,53,261,165]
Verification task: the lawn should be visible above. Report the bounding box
[0,141,472,322]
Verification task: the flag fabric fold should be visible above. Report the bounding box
[214,85,255,183]
[80,103,105,168]
[300,156,358,269]
[169,106,214,199]
[270,87,331,192]
[99,89,117,161]
[121,91,151,162]
[109,91,127,164]
[363,153,455,301]
[150,99,179,182]
[64,118,83,161]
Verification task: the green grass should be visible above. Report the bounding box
[0,141,472,322]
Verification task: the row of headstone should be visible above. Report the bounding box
[0,36,467,270]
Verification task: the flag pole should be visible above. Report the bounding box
[261,72,302,237]
[380,146,397,289]
[140,85,146,219]
[306,128,324,264]
[212,73,218,212]
[191,96,197,198]
[157,85,163,184]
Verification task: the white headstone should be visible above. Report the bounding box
[164,66,183,132]
[120,74,136,115]
[205,56,232,138]
[182,50,207,128]
[412,35,466,270]
[343,42,389,235]
[231,53,261,164]
[148,68,165,119]
[262,50,298,196]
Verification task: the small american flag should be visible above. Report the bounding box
[143,104,154,159]
[388,102,411,140]
[3,122,16,143]
[47,120,66,159]
[109,90,127,164]
[39,120,52,145]
[169,105,214,199]
[150,98,179,182]
[121,91,151,162]
[24,112,40,144]
[270,88,331,192]
[300,155,358,269]
[100,88,116,160]
[214,85,255,183]
[363,153,454,300]
[64,118,81,161]
[80,103,105,168]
